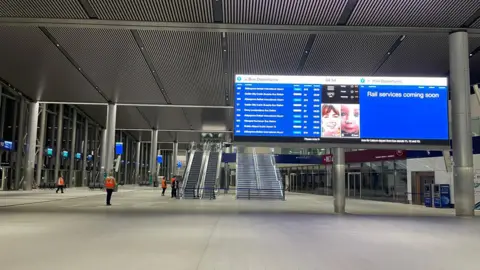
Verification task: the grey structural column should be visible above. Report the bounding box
[449,30,475,216]
[150,130,158,183]
[69,109,77,187]
[36,103,47,187]
[24,102,39,190]
[105,104,117,173]
[333,148,346,214]
[14,99,26,190]
[172,141,178,176]
[92,125,98,179]
[100,128,107,177]
[135,139,141,182]
[81,119,88,186]
[54,104,63,181]
[124,136,129,184]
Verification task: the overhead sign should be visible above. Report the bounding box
[115,142,123,155]
[233,75,449,147]
[177,161,182,168]
[46,148,53,156]
[157,155,163,164]
[62,151,68,158]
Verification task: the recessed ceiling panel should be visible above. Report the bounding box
[183,108,231,131]
[228,32,308,75]
[375,36,449,76]
[303,34,398,76]
[138,31,224,105]
[88,0,214,22]
[137,107,190,130]
[223,0,347,25]
[0,0,88,19]
[472,18,480,28]
[77,105,108,128]
[348,0,480,27]
[116,107,151,129]
[0,26,104,102]
[48,28,167,104]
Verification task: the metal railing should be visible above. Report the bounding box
[252,149,261,189]
[198,150,210,199]
[181,149,195,194]
[214,150,223,194]
[270,154,284,200]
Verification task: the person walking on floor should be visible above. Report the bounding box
[161,177,167,196]
[56,173,65,193]
[104,172,117,206]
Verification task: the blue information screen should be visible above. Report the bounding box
[233,75,449,146]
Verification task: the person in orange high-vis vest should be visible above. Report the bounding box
[56,173,65,194]
[161,177,167,196]
[104,172,116,206]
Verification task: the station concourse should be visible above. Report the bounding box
[1,1,480,269]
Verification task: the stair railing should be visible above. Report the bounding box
[181,150,196,199]
[252,149,261,190]
[198,150,210,199]
[270,154,284,199]
[214,150,223,196]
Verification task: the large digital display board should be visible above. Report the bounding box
[233,75,449,147]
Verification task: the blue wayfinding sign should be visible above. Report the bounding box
[177,161,182,168]
[157,155,163,164]
[115,142,123,155]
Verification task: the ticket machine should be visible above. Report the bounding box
[424,183,433,207]
[433,184,451,208]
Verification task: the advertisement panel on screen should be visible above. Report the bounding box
[233,75,449,146]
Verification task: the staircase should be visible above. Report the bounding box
[255,154,284,200]
[183,151,203,199]
[202,151,219,199]
[236,153,259,199]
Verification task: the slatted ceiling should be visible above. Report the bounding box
[0,0,88,19]
[472,18,480,28]
[48,28,166,104]
[303,34,398,76]
[0,26,104,102]
[136,107,190,130]
[157,131,174,142]
[223,0,347,25]
[348,0,480,27]
[182,108,230,131]
[228,33,308,75]
[76,105,108,127]
[115,106,151,129]
[138,31,224,106]
[88,0,214,22]
[375,36,449,76]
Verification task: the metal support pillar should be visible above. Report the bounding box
[81,119,88,186]
[135,140,141,183]
[54,104,63,182]
[450,31,475,216]
[14,99,26,190]
[92,125,98,181]
[24,102,39,190]
[172,141,178,176]
[100,128,107,177]
[105,104,117,173]
[150,130,158,184]
[0,95,5,166]
[68,109,77,187]
[124,136,129,184]
[333,148,346,214]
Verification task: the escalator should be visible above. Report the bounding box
[183,151,203,199]
[202,151,221,199]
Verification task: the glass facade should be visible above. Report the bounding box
[279,159,408,203]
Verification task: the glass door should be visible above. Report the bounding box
[347,172,362,198]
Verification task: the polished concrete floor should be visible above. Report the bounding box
[1,188,479,270]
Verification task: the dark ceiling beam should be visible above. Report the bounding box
[130,30,193,130]
[39,27,111,102]
[461,7,480,28]
[78,0,98,19]
[221,33,230,106]
[212,0,224,23]
[336,0,359,26]
[2,18,480,37]
[372,35,406,75]
[296,34,316,74]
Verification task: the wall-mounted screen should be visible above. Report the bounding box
[62,151,68,158]
[115,142,123,155]
[75,153,81,159]
[233,75,449,147]
[46,148,53,156]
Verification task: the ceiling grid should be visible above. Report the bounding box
[0,0,88,19]
[223,0,348,25]
[375,36,450,76]
[302,34,399,76]
[48,27,167,104]
[88,0,214,22]
[0,26,104,102]
[139,30,224,106]
[348,0,480,27]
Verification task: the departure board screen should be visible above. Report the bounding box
[233,75,449,146]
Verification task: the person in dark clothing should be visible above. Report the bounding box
[171,177,177,198]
